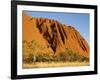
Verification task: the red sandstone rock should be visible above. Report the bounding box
[23,12,89,58]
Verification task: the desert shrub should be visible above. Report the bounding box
[50,56,59,62]
[23,50,89,63]
[36,53,53,62]
[59,49,89,62]
[23,40,89,63]
[78,56,89,62]
[23,53,34,63]
[23,40,53,63]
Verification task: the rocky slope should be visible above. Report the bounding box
[22,12,89,58]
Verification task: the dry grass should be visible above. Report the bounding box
[23,62,89,69]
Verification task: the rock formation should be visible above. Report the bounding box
[23,12,89,58]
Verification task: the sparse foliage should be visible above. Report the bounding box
[23,40,89,64]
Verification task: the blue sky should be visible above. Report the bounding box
[24,11,90,44]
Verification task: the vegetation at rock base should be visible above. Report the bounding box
[59,49,89,62]
[23,40,89,64]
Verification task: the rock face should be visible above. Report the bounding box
[23,13,89,58]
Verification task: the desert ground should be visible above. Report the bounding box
[23,62,89,69]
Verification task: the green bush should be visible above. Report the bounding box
[23,53,33,63]
[23,50,89,63]
[59,49,89,62]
